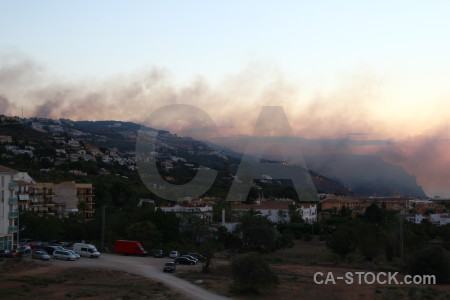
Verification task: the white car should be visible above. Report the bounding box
[72,243,101,258]
[53,250,77,261]
[66,250,81,260]
[169,251,179,258]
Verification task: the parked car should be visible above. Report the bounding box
[32,250,50,261]
[187,253,206,262]
[73,243,100,258]
[174,256,197,265]
[0,249,18,258]
[53,250,77,261]
[62,241,75,249]
[27,241,43,249]
[19,238,34,246]
[163,261,176,272]
[169,251,179,258]
[153,250,164,258]
[42,246,63,255]
[115,240,148,256]
[17,246,32,256]
[181,255,198,263]
[42,246,56,255]
[66,250,80,260]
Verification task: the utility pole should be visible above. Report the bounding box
[101,206,107,252]
[400,211,404,264]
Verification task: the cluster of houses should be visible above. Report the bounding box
[156,197,318,233]
[0,123,137,176]
[0,165,95,250]
[155,194,450,235]
[320,195,450,225]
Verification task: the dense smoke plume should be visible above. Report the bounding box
[2,53,450,196]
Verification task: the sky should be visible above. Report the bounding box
[2,1,450,196]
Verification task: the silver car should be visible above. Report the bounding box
[66,250,81,260]
[32,250,50,261]
[53,250,77,261]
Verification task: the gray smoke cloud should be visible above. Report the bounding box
[2,53,450,195]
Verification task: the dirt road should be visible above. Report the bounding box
[28,254,233,300]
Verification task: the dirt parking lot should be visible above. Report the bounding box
[0,254,231,300]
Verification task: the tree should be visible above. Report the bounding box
[235,210,276,252]
[288,204,304,223]
[231,254,279,294]
[124,220,162,249]
[242,226,277,252]
[326,224,358,257]
[364,203,383,223]
[20,211,63,241]
[357,223,381,261]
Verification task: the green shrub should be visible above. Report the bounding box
[230,254,279,295]
[407,246,450,284]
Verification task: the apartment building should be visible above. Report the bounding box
[0,166,19,250]
[20,182,95,220]
[75,183,95,220]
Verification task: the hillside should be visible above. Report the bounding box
[0,117,352,203]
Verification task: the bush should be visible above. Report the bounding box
[407,246,450,284]
[276,233,294,249]
[242,226,277,253]
[326,225,357,257]
[230,254,279,295]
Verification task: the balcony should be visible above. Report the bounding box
[8,211,19,218]
[8,182,18,189]
[8,226,18,233]
[8,197,18,204]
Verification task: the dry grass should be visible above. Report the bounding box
[0,259,188,300]
[175,240,450,300]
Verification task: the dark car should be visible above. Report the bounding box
[17,246,32,256]
[0,249,19,258]
[187,253,206,262]
[163,261,176,272]
[19,238,34,246]
[62,242,74,249]
[26,241,43,249]
[42,246,62,255]
[174,256,197,265]
[153,249,164,258]
[181,255,198,263]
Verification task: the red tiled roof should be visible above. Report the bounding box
[0,165,18,174]
[233,200,294,210]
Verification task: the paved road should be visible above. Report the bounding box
[33,254,233,300]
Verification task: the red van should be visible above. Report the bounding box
[115,240,148,256]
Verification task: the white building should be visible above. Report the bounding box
[299,204,317,224]
[232,200,295,223]
[68,139,81,148]
[158,204,213,215]
[232,200,318,224]
[430,213,450,226]
[0,165,20,250]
